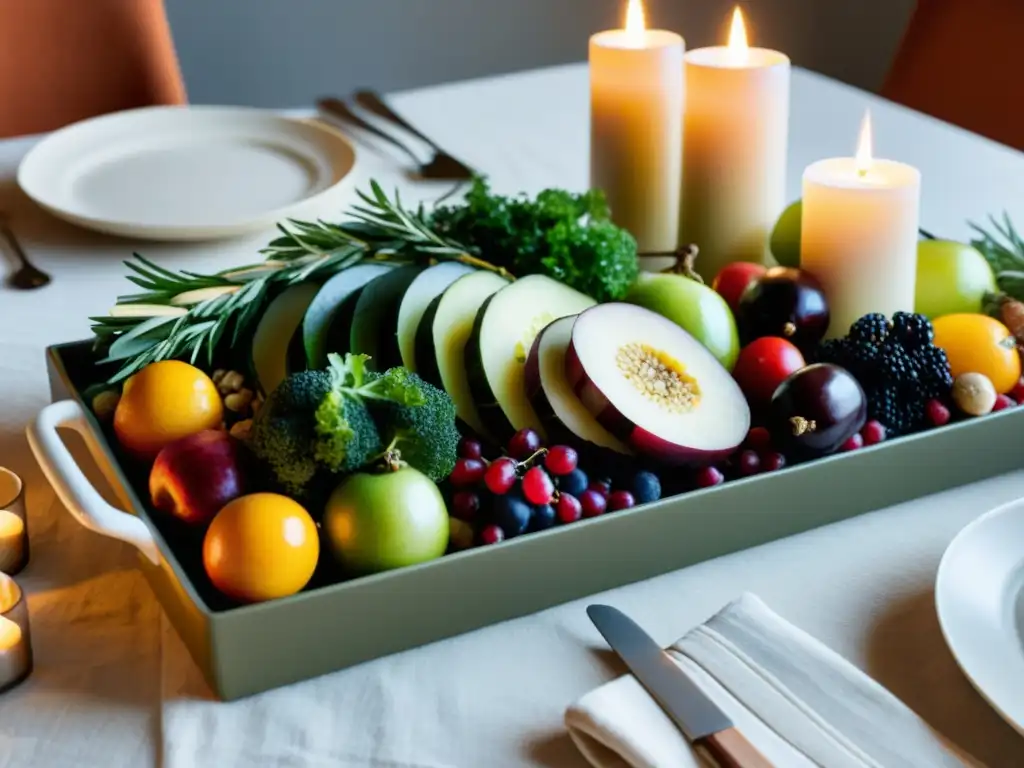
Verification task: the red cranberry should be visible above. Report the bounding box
[479,524,505,545]
[737,450,761,477]
[695,466,725,488]
[760,452,786,472]
[579,489,608,518]
[544,445,578,476]
[743,426,773,452]
[450,458,486,487]
[1011,380,1024,404]
[556,493,583,524]
[925,399,951,427]
[522,466,555,505]
[993,394,1015,412]
[484,458,518,495]
[861,420,886,446]
[457,437,483,460]
[588,480,611,499]
[451,491,480,520]
[608,491,635,511]
[508,429,543,460]
[840,433,863,452]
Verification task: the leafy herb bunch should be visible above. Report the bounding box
[90,176,639,385]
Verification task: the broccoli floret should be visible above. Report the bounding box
[248,369,332,498]
[311,353,386,474]
[366,369,460,482]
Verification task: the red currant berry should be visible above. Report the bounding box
[695,466,725,488]
[556,493,583,524]
[737,450,761,477]
[1011,379,1024,404]
[861,420,886,445]
[760,452,786,472]
[840,433,863,452]
[508,428,543,460]
[479,524,505,545]
[450,458,486,487]
[544,445,578,476]
[994,394,1015,412]
[743,426,773,452]
[608,490,635,511]
[484,458,518,495]
[451,491,480,520]
[457,437,483,460]
[579,489,607,518]
[925,399,951,427]
[522,466,555,505]
[588,480,611,498]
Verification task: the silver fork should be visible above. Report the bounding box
[317,96,475,182]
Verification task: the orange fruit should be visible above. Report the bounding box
[932,313,1021,394]
[203,493,319,603]
[113,360,223,460]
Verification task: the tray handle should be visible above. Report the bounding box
[26,399,160,565]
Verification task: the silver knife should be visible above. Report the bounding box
[587,604,773,768]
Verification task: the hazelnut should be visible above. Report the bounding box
[952,372,997,417]
[91,389,121,421]
[229,419,253,441]
[224,388,254,413]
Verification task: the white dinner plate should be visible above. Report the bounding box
[936,496,1024,734]
[17,105,357,241]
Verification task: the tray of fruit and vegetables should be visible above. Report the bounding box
[27,178,1024,700]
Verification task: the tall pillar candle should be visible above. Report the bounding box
[801,112,921,338]
[679,8,790,280]
[590,0,685,269]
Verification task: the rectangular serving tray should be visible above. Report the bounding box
[35,339,1024,700]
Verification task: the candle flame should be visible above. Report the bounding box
[728,7,749,51]
[625,0,646,44]
[855,110,873,176]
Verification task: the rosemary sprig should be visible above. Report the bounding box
[91,180,510,384]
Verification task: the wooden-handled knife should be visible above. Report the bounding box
[587,604,774,768]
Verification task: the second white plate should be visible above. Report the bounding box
[936,495,1024,734]
[17,105,358,241]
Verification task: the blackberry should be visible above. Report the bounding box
[849,313,891,344]
[891,312,934,350]
[845,342,883,383]
[869,385,919,437]
[813,338,854,368]
[910,345,954,394]
[877,340,918,386]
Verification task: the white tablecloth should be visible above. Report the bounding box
[1,63,1023,767]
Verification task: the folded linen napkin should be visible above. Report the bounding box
[565,593,984,768]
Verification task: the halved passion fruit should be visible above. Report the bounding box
[565,303,750,463]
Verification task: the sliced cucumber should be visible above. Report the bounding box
[466,274,596,442]
[349,265,425,371]
[396,262,475,372]
[414,270,510,439]
[301,264,394,369]
[251,283,320,395]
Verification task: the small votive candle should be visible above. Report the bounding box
[0,572,32,693]
[0,468,27,576]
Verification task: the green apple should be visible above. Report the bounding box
[625,264,740,371]
[914,239,997,319]
[323,466,449,575]
[770,200,802,268]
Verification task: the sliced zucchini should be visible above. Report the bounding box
[466,274,596,442]
[349,265,425,371]
[301,263,394,369]
[395,262,475,372]
[251,283,320,395]
[414,270,510,439]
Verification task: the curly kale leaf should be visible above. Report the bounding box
[540,219,639,303]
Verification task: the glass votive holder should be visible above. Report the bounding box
[0,467,28,576]
[0,572,32,693]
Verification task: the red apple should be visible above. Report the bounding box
[149,430,246,525]
[732,337,806,410]
[712,262,767,313]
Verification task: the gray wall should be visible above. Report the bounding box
[166,0,917,106]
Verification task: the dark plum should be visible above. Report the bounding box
[736,267,830,351]
[768,363,867,459]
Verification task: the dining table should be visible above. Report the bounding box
[1,61,1024,768]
